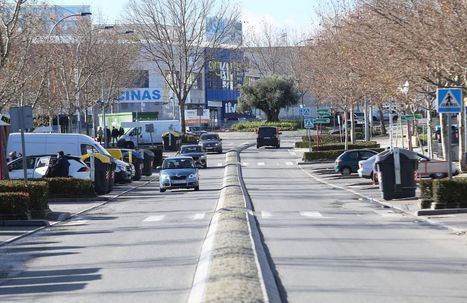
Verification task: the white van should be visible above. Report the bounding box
[7,133,111,158]
[119,120,181,148]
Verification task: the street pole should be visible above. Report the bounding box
[364,99,370,141]
[447,113,453,179]
[389,105,394,149]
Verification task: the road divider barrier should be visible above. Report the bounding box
[188,145,281,303]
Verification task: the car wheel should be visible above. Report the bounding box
[341,167,351,176]
[194,186,199,191]
[160,188,166,193]
[256,145,260,149]
[218,150,222,154]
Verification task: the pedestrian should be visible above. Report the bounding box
[111,127,119,146]
[7,151,17,162]
[97,127,104,144]
[118,126,124,137]
[106,127,111,146]
[49,151,70,178]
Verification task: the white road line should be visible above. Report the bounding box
[257,162,265,166]
[242,162,249,167]
[261,211,272,219]
[217,162,223,167]
[300,211,323,218]
[285,161,294,166]
[288,150,297,156]
[143,215,165,222]
[62,220,89,226]
[192,213,206,220]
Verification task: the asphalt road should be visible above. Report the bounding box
[0,151,227,303]
[241,142,467,303]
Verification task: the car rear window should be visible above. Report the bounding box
[258,127,276,137]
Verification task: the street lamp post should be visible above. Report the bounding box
[401,81,411,150]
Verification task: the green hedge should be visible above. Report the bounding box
[302,148,385,162]
[0,181,49,218]
[231,121,300,132]
[47,178,95,198]
[0,192,30,220]
[419,179,433,209]
[295,141,380,150]
[432,178,467,209]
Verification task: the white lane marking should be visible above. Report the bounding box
[257,162,265,166]
[192,213,206,220]
[289,150,297,156]
[242,162,249,167]
[62,220,89,226]
[286,161,294,166]
[261,211,272,219]
[217,162,223,167]
[300,211,323,218]
[143,215,165,222]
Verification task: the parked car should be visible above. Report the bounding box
[198,133,222,153]
[358,150,459,180]
[7,133,115,195]
[335,149,379,175]
[178,144,207,168]
[256,126,281,149]
[357,154,378,179]
[7,154,91,180]
[186,126,207,137]
[158,156,199,192]
[114,159,134,183]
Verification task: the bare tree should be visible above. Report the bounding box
[128,0,240,133]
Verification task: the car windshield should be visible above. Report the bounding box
[181,146,202,153]
[162,158,194,169]
[258,128,276,136]
[200,134,219,141]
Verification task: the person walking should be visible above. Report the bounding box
[118,126,124,138]
[97,127,104,144]
[49,151,70,178]
[111,127,119,146]
[106,127,111,147]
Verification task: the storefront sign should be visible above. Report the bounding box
[119,88,162,103]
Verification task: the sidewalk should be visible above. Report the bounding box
[299,162,467,234]
[0,175,157,246]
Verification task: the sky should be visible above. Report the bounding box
[47,0,321,36]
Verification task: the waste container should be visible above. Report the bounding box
[162,131,180,151]
[142,149,155,176]
[131,151,144,181]
[374,148,418,200]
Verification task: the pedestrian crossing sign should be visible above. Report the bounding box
[437,88,463,113]
[304,118,314,129]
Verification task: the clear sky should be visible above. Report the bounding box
[47,0,321,33]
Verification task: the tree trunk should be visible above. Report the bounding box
[179,99,186,134]
[350,106,355,144]
[440,114,448,160]
[344,109,349,150]
[427,108,433,159]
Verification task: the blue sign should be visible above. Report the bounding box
[304,118,314,129]
[299,107,311,116]
[437,88,463,113]
[119,89,162,103]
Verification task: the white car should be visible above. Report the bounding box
[357,154,378,179]
[7,155,91,180]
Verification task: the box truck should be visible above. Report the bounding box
[118,120,181,148]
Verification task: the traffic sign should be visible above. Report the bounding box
[299,107,311,116]
[304,118,314,129]
[314,118,330,124]
[317,108,331,117]
[437,88,463,113]
[401,114,422,122]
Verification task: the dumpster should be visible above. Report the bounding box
[375,148,418,200]
[142,149,155,176]
[131,150,144,181]
[162,131,180,151]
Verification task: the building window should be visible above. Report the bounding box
[128,70,149,88]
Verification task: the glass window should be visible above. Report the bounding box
[360,151,376,160]
[9,157,36,170]
[162,158,194,169]
[128,70,149,88]
[181,146,202,153]
[345,152,359,160]
[200,134,219,141]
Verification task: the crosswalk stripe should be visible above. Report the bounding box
[192,213,205,220]
[217,162,223,167]
[242,162,249,166]
[261,211,272,218]
[286,162,293,166]
[258,162,265,166]
[300,211,323,218]
[143,215,165,222]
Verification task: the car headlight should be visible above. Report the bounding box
[188,173,197,180]
[117,163,126,171]
[160,173,170,180]
[200,155,206,159]
[215,142,221,146]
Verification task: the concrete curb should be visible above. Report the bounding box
[417,208,467,216]
[188,143,280,303]
[298,165,467,234]
[0,177,157,248]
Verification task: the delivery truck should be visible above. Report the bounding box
[118,120,181,148]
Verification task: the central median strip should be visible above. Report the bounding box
[188,144,281,303]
